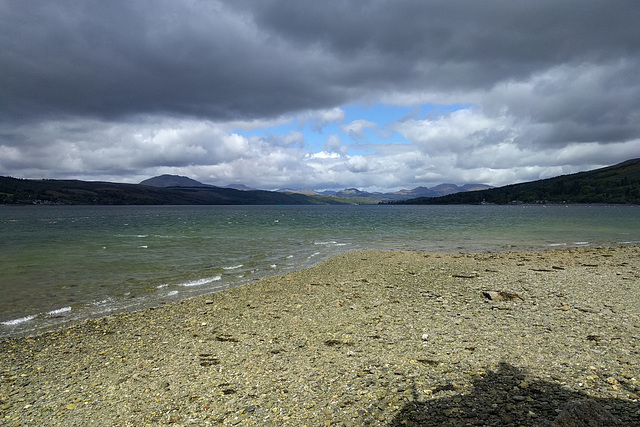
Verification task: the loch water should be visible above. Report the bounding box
[1,204,638,339]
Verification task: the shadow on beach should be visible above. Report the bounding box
[384,362,639,426]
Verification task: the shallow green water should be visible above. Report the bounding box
[1,204,638,338]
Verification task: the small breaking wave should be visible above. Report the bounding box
[92,299,112,306]
[223,264,243,270]
[47,306,71,316]
[2,315,37,326]
[181,276,221,287]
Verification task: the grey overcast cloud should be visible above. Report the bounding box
[1,0,639,191]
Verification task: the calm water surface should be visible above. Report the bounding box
[1,204,638,339]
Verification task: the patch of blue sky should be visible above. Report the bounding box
[235,103,470,153]
[343,102,471,129]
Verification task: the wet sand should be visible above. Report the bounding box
[1,246,639,426]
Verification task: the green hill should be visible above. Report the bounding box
[396,158,640,205]
[0,177,347,205]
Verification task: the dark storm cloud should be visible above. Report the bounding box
[0,0,345,122]
[3,0,640,123]
[240,0,640,87]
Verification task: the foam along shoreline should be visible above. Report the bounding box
[0,314,37,327]
[1,305,73,327]
[1,245,639,425]
[1,274,233,340]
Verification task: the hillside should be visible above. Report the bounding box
[0,177,346,205]
[139,174,213,188]
[396,158,640,205]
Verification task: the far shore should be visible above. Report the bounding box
[1,245,639,425]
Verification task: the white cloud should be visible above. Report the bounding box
[322,134,348,155]
[1,102,634,192]
[346,155,369,173]
[340,119,377,139]
[393,108,513,155]
[298,108,345,132]
[283,131,304,146]
[307,151,342,160]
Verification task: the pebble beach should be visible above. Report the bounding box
[1,245,639,426]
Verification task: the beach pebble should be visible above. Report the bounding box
[482,290,522,301]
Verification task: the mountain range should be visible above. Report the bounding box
[140,174,492,202]
[1,158,638,205]
[320,183,492,200]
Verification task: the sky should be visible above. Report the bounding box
[1,0,639,192]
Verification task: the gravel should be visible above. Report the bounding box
[1,246,639,426]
